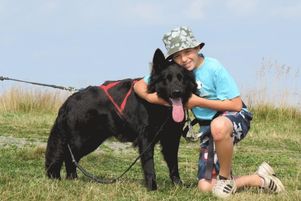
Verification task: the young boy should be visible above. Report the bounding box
[134,26,284,198]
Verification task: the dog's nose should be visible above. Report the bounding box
[172,90,182,98]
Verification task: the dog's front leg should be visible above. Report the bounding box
[138,135,157,190]
[160,129,182,186]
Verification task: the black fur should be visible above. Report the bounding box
[45,49,197,190]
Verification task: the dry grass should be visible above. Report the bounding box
[0,87,69,113]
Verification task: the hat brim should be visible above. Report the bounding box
[166,42,205,60]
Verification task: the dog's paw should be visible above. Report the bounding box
[171,176,183,186]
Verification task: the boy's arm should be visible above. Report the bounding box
[133,79,169,106]
[186,94,242,112]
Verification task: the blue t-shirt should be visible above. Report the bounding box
[143,56,240,120]
[191,56,240,120]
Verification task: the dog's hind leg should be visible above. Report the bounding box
[64,146,78,179]
[64,132,109,179]
[45,124,66,179]
[45,134,64,179]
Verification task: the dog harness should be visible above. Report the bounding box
[99,80,138,115]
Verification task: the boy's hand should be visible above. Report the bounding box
[146,92,170,106]
[186,94,201,109]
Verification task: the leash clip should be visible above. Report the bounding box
[183,117,200,142]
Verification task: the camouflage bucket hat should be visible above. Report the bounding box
[162,26,205,59]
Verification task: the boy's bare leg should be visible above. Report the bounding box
[211,117,233,178]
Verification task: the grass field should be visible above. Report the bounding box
[0,88,300,201]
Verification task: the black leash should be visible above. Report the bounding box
[67,116,170,184]
[0,76,78,92]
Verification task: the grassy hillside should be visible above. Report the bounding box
[0,88,300,201]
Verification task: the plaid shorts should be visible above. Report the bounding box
[197,108,253,180]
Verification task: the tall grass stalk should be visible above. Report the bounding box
[0,87,69,113]
[242,57,301,109]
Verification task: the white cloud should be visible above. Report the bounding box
[224,0,301,19]
[120,1,166,24]
[225,0,259,16]
[119,0,211,24]
[269,1,301,19]
[1,0,300,32]
[182,0,210,20]
[126,2,163,23]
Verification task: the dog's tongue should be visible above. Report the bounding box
[170,98,184,122]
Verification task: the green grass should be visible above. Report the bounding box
[0,93,301,200]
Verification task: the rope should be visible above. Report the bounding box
[0,76,78,92]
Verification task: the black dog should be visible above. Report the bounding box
[45,49,197,190]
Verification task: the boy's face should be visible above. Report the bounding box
[172,47,202,71]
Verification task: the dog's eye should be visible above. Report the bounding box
[177,74,182,81]
[167,74,172,81]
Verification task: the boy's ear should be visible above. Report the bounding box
[152,48,166,72]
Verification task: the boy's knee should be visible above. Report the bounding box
[198,179,213,192]
[210,117,233,141]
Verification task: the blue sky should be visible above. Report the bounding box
[1,0,300,106]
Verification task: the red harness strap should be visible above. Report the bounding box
[99,80,137,115]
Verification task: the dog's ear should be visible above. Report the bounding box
[188,71,198,94]
[148,49,166,93]
[152,48,166,72]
